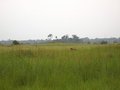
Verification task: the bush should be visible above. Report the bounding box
[101,41,108,44]
[12,40,20,45]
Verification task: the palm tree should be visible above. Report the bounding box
[47,34,53,40]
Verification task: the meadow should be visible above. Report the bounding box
[0,44,120,90]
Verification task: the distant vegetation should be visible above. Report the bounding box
[12,40,20,45]
[0,34,120,45]
[0,44,120,90]
[101,40,108,44]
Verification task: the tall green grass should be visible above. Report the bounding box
[0,44,120,90]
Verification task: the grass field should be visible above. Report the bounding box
[0,44,120,90]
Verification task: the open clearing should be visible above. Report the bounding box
[0,44,120,90]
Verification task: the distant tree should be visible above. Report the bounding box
[61,35,69,40]
[101,41,108,44]
[47,34,53,40]
[55,36,58,40]
[72,35,79,40]
[12,40,20,45]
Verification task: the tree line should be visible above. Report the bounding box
[0,34,120,45]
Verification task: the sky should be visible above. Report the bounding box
[0,0,120,40]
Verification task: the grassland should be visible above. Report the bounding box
[0,44,120,90]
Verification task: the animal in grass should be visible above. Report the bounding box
[70,48,77,51]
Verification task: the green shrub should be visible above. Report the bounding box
[12,40,20,45]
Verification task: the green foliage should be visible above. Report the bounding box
[101,40,108,44]
[48,34,53,40]
[12,40,20,45]
[0,44,120,90]
[61,35,69,40]
[72,35,79,40]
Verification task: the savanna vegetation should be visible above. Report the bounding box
[0,43,120,90]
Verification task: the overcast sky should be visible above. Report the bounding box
[0,0,120,40]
